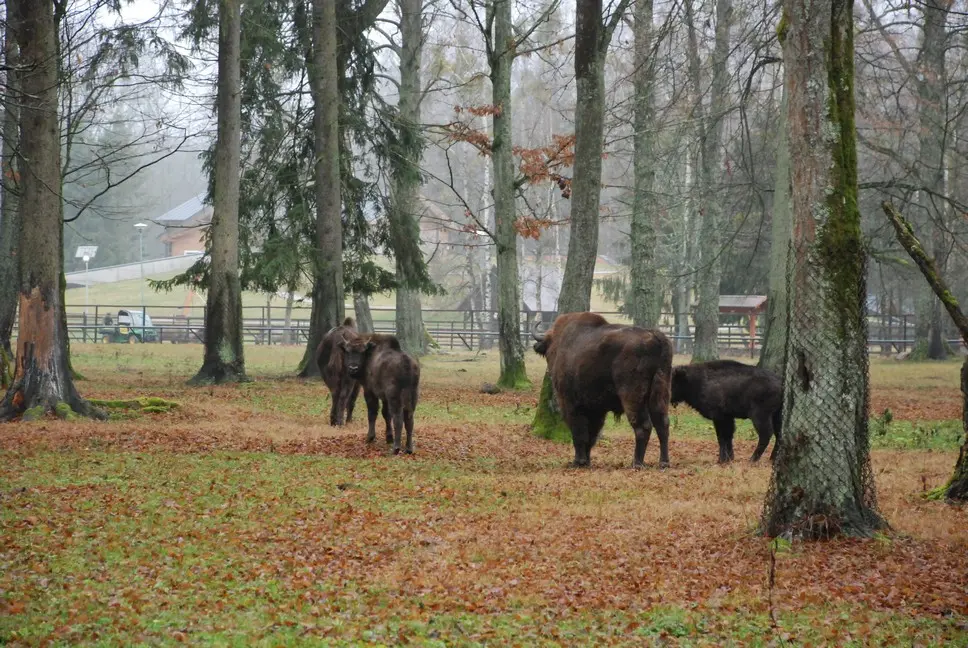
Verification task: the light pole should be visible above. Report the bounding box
[83,254,90,315]
[134,222,147,309]
[74,245,97,342]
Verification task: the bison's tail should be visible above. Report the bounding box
[649,339,674,413]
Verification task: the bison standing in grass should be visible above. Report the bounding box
[316,318,361,426]
[532,312,673,469]
[340,333,421,454]
[670,360,782,463]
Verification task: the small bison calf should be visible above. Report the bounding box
[316,317,361,426]
[671,360,782,463]
[340,333,421,454]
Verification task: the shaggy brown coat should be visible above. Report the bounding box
[340,333,420,454]
[315,318,360,426]
[533,312,673,468]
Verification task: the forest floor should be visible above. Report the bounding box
[1,345,966,646]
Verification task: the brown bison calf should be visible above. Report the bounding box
[315,318,361,426]
[670,360,782,463]
[340,333,421,454]
[532,312,673,469]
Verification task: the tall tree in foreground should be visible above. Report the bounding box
[690,0,731,362]
[882,202,967,501]
[758,86,791,375]
[628,0,661,329]
[532,0,632,438]
[298,0,345,377]
[0,0,102,419]
[762,0,884,538]
[490,0,529,389]
[392,0,429,356]
[192,0,246,385]
[0,20,20,377]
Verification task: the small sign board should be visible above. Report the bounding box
[75,245,98,259]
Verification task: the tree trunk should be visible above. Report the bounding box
[0,20,20,364]
[691,0,731,362]
[492,0,529,389]
[392,0,428,356]
[191,0,246,385]
[882,201,968,502]
[911,0,949,361]
[759,86,791,375]
[0,0,103,420]
[533,0,630,438]
[353,293,373,333]
[762,0,884,539]
[298,0,344,377]
[628,0,662,329]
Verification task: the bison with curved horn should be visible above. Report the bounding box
[532,312,674,469]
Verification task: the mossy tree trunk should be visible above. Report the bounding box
[691,0,731,363]
[759,86,791,375]
[0,0,103,420]
[191,0,246,385]
[883,201,968,502]
[392,0,428,356]
[298,0,345,377]
[532,0,632,437]
[491,0,529,390]
[0,21,19,362]
[762,0,884,539]
[628,0,662,329]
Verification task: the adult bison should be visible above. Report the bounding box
[340,333,421,454]
[670,360,782,463]
[315,318,361,426]
[532,312,673,469]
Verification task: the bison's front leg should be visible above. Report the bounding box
[345,382,361,423]
[364,392,380,443]
[566,411,603,468]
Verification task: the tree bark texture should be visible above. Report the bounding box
[759,86,791,375]
[882,201,968,502]
[0,0,103,420]
[192,0,246,385]
[0,22,19,359]
[628,0,661,329]
[762,0,884,539]
[392,0,428,356]
[492,0,529,389]
[299,0,345,377]
[556,0,606,315]
[353,293,374,333]
[912,0,949,360]
[691,0,731,362]
[532,0,630,438]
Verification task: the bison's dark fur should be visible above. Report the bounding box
[340,333,421,454]
[533,312,673,468]
[315,318,361,426]
[670,360,782,463]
